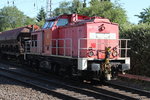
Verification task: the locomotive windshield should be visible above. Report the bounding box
[42,21,54,29]
[56,19,68,26]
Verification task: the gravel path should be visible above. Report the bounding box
[0,76,59,100]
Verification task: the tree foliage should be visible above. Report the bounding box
[121,7,150,76]
[36,19,45,28]
[136,7,150,24]
[121,24,150,76]
[53,0,83,16]
[71,0,83,13]
[0,6,35,32]
[53,1,71,16]
[53,0,128,25]
[36,7,46,22]
[79,0,128,25]
[83,0,87,8]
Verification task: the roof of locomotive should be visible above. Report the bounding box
[0,26,32,41]
[46,16,58,21]
[45,14,117,26]
[46,14,91,21]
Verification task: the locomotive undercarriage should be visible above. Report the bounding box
[22,54,129,81]
[0,49,130,81]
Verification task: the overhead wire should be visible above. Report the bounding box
[0,0,90,18]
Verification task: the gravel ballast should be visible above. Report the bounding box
[0,76,59,100]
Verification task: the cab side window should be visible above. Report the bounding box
[56,19,68,26]
[42,21,54,29]
[43,22,49,29]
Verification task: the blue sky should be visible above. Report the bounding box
[0,0,150,24]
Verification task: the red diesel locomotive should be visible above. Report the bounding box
[0,14,130,81]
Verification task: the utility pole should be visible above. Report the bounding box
[46,0,52,18]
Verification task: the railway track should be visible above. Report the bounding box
[0,64,125,100]
[104,81,150,98]
[0,62,150,100]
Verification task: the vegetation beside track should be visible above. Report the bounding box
[121,24,150,77]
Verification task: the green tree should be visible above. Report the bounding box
[136,7,150,24]
[83,0,87,8]
[36,19,45,28]
[90,0,100,5]
[121,23,150,76]
[36,7,46,22]
[79,1,128,25]
[71,0,83,13]
[90,0,110,5]
[0,6,35,32]
[24,16,36,25]
[53,1,71,16]
[100,0,110,1]
[52,0,83,16]
[52,0,128,27]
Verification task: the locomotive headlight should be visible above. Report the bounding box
[87,47,94,57]
[88,51,94,57]
[112,47,118,57]
[112,51,117,57]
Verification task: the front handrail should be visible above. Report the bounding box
[51,38,72,57]
[78,38,130,58]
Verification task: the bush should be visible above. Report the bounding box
[121,23,150,76]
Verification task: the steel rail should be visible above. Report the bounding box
[0,61,141,100]
[105,81,150,98]
[0,69,79,100]
[0,66,123,100]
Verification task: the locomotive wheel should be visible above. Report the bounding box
[99,72,106,83]
[52,63,61,75]
[39,60,52,71]
[68,66,77,77]
[52,64,57,73]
